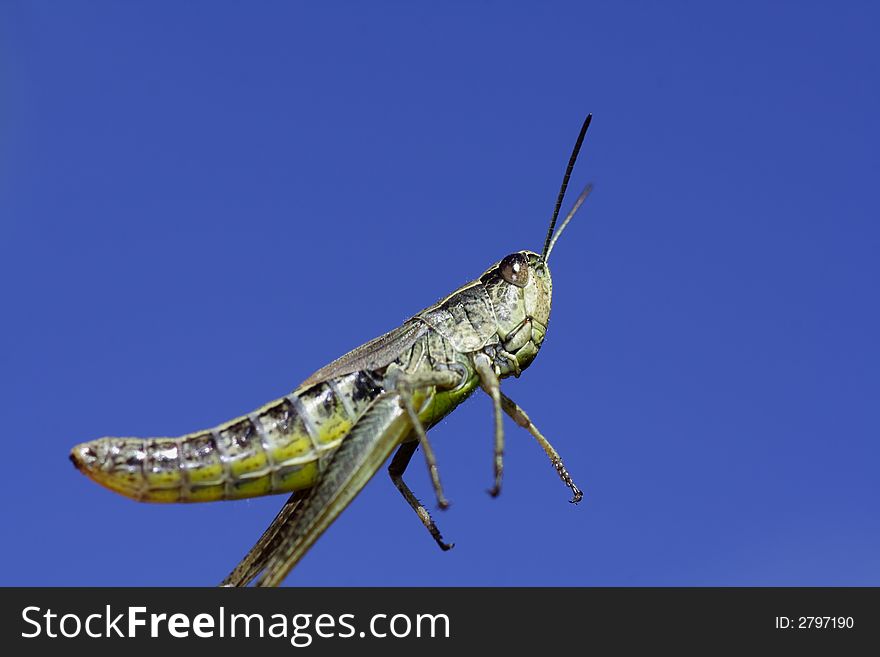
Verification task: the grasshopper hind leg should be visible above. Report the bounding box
[219,492,305,587]
[388,441,454,551]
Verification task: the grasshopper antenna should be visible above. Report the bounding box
[544,182,593,262]
[541,113,592,261]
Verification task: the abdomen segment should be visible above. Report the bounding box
[70,372,383,502]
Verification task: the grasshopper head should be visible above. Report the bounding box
[480,250,552,373]
[481,113,594,376]
[479,171,592,375]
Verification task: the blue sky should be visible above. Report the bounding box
[1,2,878,586]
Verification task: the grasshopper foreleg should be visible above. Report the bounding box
[390,368,461,509]
[388,441,454,551]
[473,352,505,498]
[499,392,583,504]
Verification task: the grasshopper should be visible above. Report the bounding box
[70,115,594,586]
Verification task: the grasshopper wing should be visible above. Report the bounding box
[301,320,426,388]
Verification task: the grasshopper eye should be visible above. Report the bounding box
[500,253,530,287]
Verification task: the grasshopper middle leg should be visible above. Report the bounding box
[388,441,454,551]
[390,368,461,509]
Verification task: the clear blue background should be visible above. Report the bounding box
[2,2,878,586]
